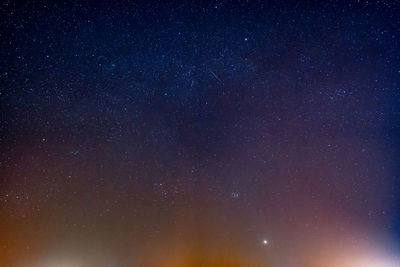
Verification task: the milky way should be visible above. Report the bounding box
[1,1,400,266]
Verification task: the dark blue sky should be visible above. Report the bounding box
[1,1,400,266]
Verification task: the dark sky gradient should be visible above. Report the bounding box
[1,1,400,266]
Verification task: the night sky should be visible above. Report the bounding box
[1,1,400,266]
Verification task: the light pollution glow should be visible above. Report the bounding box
[1,1,400,266]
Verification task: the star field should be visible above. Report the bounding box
[1,1,400,266]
